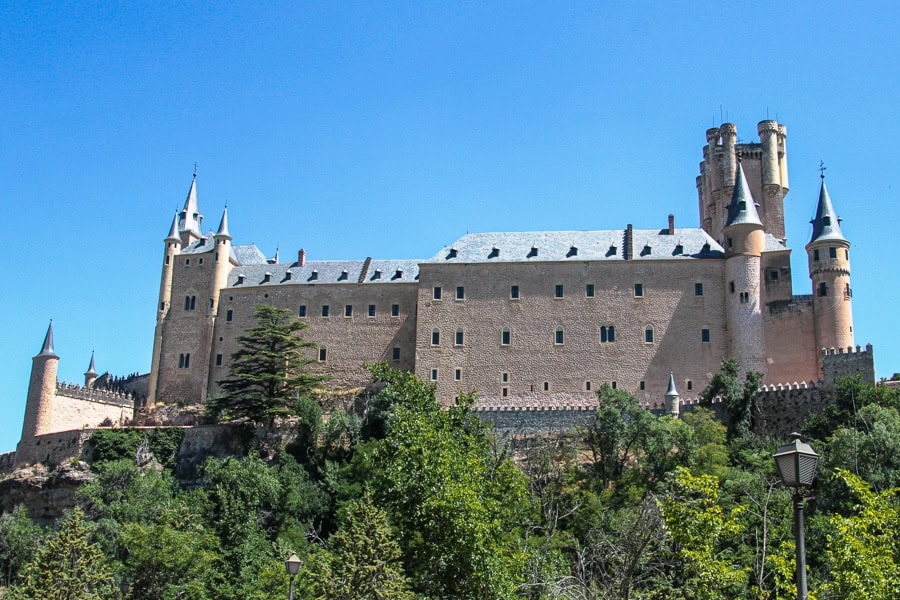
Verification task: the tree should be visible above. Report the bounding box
[700,358,762,437]
[0,507,43,588]
[211,304,329,424]
[8,508,116,599]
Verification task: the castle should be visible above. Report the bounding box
[10,120,875,467]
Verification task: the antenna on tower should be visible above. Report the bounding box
[720,104,723,123]
[193,162,199,176]
[819,160,827,180]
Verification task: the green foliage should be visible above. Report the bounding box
[700,358,763,437]
[147,427,186,467]
[211,304,330,424]
[0,507,43,587]
[87,428,143,463]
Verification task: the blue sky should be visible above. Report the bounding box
[1,1,897,452]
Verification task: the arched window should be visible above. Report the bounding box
[644,325,654,343]
[555,327,564,345]
[432,329,440,346]
[501,327,511,346]
[600,325,616,343]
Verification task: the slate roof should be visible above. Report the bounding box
[425,228,724,264]
[764,234,788,252]
[725,163,763,228]
[179,233,216,255]
[227,259,420,288]
[232,245,268,265]
[808,180,847,245]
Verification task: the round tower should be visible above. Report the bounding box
[664,373,680,418]
[84,351,98,388]
[723,162,767,376]
[210,206,233,317]
[147,211,183,404]
[19,322,59,444]
[806,176,853,359]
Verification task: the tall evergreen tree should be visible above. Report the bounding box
[211,304,328,423]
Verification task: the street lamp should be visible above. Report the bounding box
[773,432,819,600]
[285,553,301,600]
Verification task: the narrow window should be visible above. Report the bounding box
[433,286,442,300]
[608,325,615,342]
[502,387,509,397]
[634,283,644,298]
[298,305,307,318]
[585,284,595,298]
[543,382,549,391]
[226,309,233,322]
[701,328,710,343]
[321,305,329,317]
[555,327,564,345]
[184,296,191,311]
[501,328,511,346]
[184,353,190,368]
[644,326,654,343]
[165,255,170,265]
[845,249,849,260]
[510,285,520,299]
[455,368,462,381]
[687,380,693,391]
[695,282,704,296]
[611,381,617,389]
[585,381,592,391]
[368,304,376,317]
[215,354,223,366]
[455,329,464,346]
[502,372,509,383]
[391,303,400,317]
[345,304,353,317]
[600,326,607,343]
[729,281,735,294]
[829,247,837,259]
[813,249,820,261]
[178,354,184,368]
[319,347,327,362]
[392,347,400,361]
[160,302,165,310]
[639,380,646,390]
[555,284,564,298]
[818,282,828,297]
[845,283,852,299]
[456,286,465,300]
[198,258,204,265]
[432,329,440,346]
[185,259,190,266]
[431,368,438,381]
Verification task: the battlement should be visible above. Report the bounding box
[56,382,136,408]
[822,343,875,387]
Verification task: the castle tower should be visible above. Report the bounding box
[664,373,680,418]
[84,351,98,387]
[147,211,183,404]
[178,174,203,246]
[807,175,853,361]
[19,322,59,444]
[723,162,766,375]
[198,206,235,400]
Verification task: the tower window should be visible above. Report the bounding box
[845,283,852,299]
[165,256,170,265]
[344,304,353,317]
[432,329,440,346]
[687,380,693,391]
[319,347,327,362]
[391,304,400,317]
[611,381,617,389]
[298,305,307,317]
[392,347,400,361]
[455,329,464,346]
[695,282,704,296]
[555,327,564,345]
[544,382,550,391]
[818,282,828,297]
[368,304,376,317]
[586,381,592,391]
[729,281,735,294]
[502,372,509,383]
[456,286,465,300]
[586,284,595,297]
[813,249,820,261]
[701,328,710,343]
[510,285,520,299]
[639,380,645,390]
[644,326,654,343]
[184,296,196,311]
[634,283,644,297]
[431,369,438,381]
[769,270,779,281]
[455,368,462,381]
[321,305,330,317]
[433,286,442,300]
[502,387,509,397]
[178,353,191,368]
[501,327,511,346]
[555,284,564,298]
[226,309,233,322]
[600,325,616,343]
[215,354,223,366]
[829,247,837,259]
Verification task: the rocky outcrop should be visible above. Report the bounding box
[0,462,93,524]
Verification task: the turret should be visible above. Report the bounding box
[664,373,680,418]
[19,322,60,444]
[210,206,233,316]
[84,351,98,388]
[178,174,203,246]
[148,210,184,404]
[806,175,853,359]
[723,163,766,375]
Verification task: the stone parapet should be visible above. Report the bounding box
[56,382,135,408]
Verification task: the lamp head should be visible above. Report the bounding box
[773,432,819,488]
[285,553,301,576]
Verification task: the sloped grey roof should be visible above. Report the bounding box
[232,245,268,265]
[425,228,723,264]
[763,234,788,252]
[227,259,420,288]
[180,233,216,255]
[808,180,847,245]
[725,163,763,228]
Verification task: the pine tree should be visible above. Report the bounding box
[211,304,329,424]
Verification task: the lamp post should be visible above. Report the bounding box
[285,553,301,600]
[773,432,819,600]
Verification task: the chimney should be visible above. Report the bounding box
[668,214,675,235]
[625,224,634,260]
[298,249,306,266]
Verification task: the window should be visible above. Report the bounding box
[215,354,223,366]
[600,325,616,343]
[818,282,828,297]
[184,295,196,311]
[543,382,549,391]
[586,381,592,391]
[687,380,693,391]
[770,270,779,281]
[433,286,442,300]
[634,283,644,297]
[702,328,710,343]
[345,304,353,317]
[226,309,233,322]
[431,368,438,381]
[392,347,400,361]
[695,282,704,296]
[845,249,849,260]
[432,329,440,346]
[501,327,511,346]
[510,285,520,299]
[455,329,464,346]
[639,380,646,390]
[391,303,400,317]
[178,353,190,368]
[165,255,170,265]
[813,249,820,261]
[502,387,509,397]
[555,284,564,298]
[455,368,462,381]
[321,305,330,317]
[319,347,327,362]
[845,283,852,299]
[829,247,837,259]
[586,284,595,297]
[729,281,735,294]
[198,258,204,265]
[555,327,564,345]
[644,326,654,343]
[298,305,307,318]
[368,304,376,317]
[502,372,509,383]
[611,381,617,389]
[185,259,190,266]
[456,286,465,300]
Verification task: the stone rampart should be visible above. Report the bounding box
[822,344,875,387]
[56,382,135,407]
[15,430,94,468]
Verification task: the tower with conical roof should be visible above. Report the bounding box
[148,210,183,404]
[806,173,854,361]
[84,351,98,388]
[664,373,680,417]
[18,323,60,449]
[723,162,767,375]
[178,174,203,246]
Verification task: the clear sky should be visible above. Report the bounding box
[1,1,897,452]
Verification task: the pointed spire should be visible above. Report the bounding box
[37,321,58,358]
[809,178,846,244]
[178,174,203,238]
[215,205,231,240]
[724,162,763,228]
[165,210,180,242]
[85,351,98,376]
[665,372,679,398]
